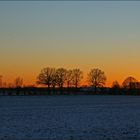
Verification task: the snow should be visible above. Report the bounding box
[0,95,140,140]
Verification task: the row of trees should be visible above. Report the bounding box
[37,67,140,90]
[37,68,83,88]
[0,67,139,90]
[112,76,140,89]
[37,67,107,89]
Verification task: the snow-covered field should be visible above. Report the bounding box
[0,95,140,140]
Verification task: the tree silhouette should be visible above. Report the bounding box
[72,69,83,88]
[122,76,138,89]
[66,69,73,88]
[55,68,67,88]
[51,73,57,88]
[88,68,106,93]
[111,81,121,95]
[14,77,23,95]
[112,81,120,89]
[37,67,56,88]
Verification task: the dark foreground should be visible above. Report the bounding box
[0,95,140,140]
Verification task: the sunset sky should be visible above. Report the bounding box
[0,1,140,86]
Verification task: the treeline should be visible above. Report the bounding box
[0,67,140,95]
[0,67,107,89]
[1,86,140,96]
[36,67,106,90]
[37,67,83,88]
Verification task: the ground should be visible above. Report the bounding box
[0,95,140,140]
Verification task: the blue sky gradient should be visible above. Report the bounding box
[0,1,140,85]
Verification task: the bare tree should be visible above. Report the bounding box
[37,67,56,88]
[51,72,57,88]
[88,68,106,92]
[55,68,67,88]
[14,77,23,88]
[72,69,83,88]
[66,69,73,88]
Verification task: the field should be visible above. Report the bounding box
[0,95,140,140]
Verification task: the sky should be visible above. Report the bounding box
[0,1,140,86]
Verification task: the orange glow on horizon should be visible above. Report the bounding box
[2,71,139,88]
